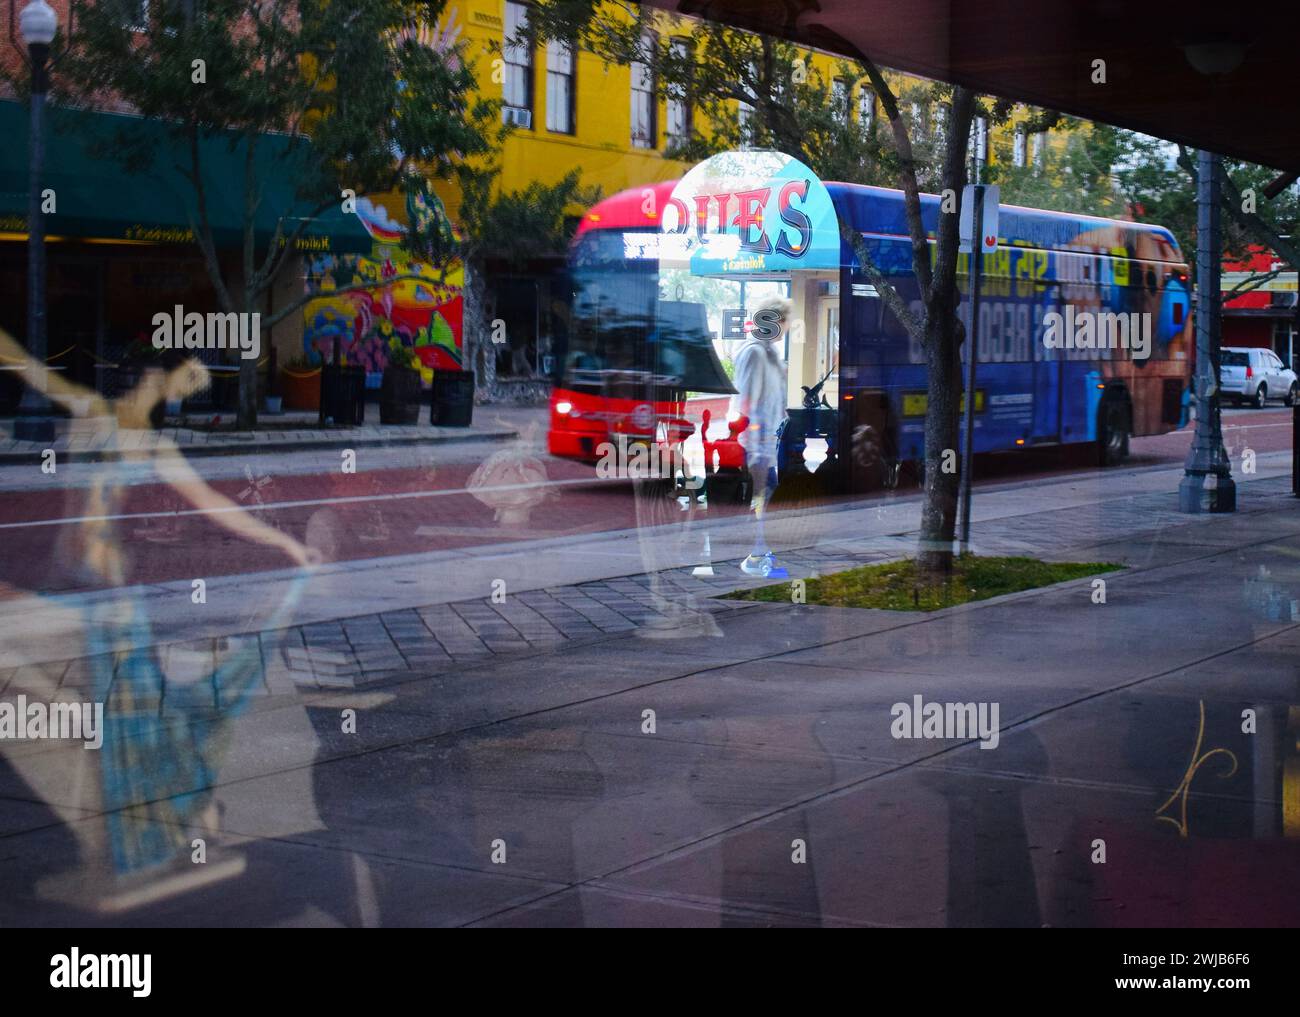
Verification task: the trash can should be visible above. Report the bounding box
[431,369,474,427]
[319,364,366,427]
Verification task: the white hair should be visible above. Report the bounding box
[754,294,793,323]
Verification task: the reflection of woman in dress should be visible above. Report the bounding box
[0,328,318,882]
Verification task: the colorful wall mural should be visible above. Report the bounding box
[303,180,463,384]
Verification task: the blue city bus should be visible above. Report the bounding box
[834,185,1192,488]
[551,166,1193,493]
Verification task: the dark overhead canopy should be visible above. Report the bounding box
[656,0,1300,173]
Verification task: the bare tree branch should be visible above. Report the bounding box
[183,127,235,314]
[1220,168,1300,270]
[1221,265,1287,301]
[838,222,923,342]
[242,131,259,312]
[851,51,932,300]
[264,271,439,329]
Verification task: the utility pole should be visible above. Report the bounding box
[957,121,993,550]
[12,0,58,443]
[1178,149,1236,513]
[959,185,984,551]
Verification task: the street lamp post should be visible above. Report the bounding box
[12,0,58,444]
[1178,148,1236,513]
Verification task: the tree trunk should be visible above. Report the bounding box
[917,311,963,579]
[463,257,495,402]
[913,85,976,580]
[237,323,260,430]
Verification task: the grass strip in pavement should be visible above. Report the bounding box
[723,554,1121,612]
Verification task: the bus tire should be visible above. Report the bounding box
[1098,397,1131,467]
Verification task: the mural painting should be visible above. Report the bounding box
[303,180,463,385]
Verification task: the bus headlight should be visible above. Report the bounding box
[556,401,573,416]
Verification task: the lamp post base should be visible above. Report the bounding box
[1178,470,1237,513]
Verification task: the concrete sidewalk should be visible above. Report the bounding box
[3,450,1289,670]
[3,460,1300,925]
[0,411,519,464]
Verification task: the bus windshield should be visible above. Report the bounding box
[563,229,734,398]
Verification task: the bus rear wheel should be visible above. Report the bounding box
[1098,398,1131,467]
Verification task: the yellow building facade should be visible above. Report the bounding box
[429,1,688,220]
[432,0,1053,221]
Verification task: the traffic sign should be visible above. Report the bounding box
[959,184,1000,254]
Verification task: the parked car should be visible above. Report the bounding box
[1219,347,1299,408]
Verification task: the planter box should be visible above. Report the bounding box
[431,369,475,427]
[280,367,321,411]
[319,364,365,427]
[380,367,422,425]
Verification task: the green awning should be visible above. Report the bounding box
[0,100,372,255]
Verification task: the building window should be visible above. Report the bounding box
[737,96,754,145]
[932,102,949,140]
[858,87,875,134]
[909,101,926,138]
[630,30,657,149]
[1013,128,1027,167]
[737,59,759,147]
[666,38,693,146]
[974,116,989,162]
[831,77,849,125]
[545,39,575,134]
[503,1,534,128]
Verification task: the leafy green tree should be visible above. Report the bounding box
[453,165,599,396]
[59,0,498,427]
[529,1,944,189]
[988,121,1123,217]
[1167,148,1300,303]
[1093,131,1300,303]
[1212,158,1300,302]
[997,124,1300,305]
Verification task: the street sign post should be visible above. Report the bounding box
[959,184,999,255]
[958,184,998,550]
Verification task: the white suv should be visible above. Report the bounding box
[1219,347,1299,408]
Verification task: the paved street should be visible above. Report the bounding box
[1,429,1297,926]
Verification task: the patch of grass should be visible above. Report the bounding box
[724,554,1120,612]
